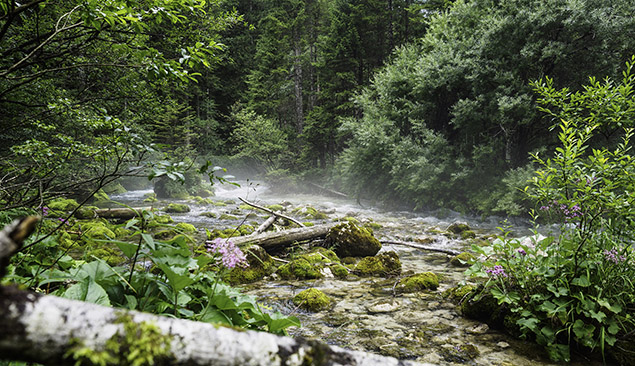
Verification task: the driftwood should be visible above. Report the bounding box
[239,197,305,227]
[91,207,148,219]
[253,215,277,236]
[216,224,334,253]
[0,218,430,366]
[307,182,348,199]
[381,240,461,256]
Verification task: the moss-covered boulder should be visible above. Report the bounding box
[325,222,381,258]
[218,213,238,220]
[396,272,439,292]
[226,245,275,284]
[277,248,342,280]
[78,221,116,239]
[461,230,476,239]
[278,258,323,280]
[292,288,332,312]
[460,285,508,328]
[92,189,110,204]
[87,247,126,266]
[74,206,98,219]
[354,251,401,277]
[445,284,477,302]
[266,204,284,212]
[165,203,190,213]
[292,206,328,220]
[48,198,80,212]
[200,212,217,218]
[103,182,127,195]
[447,222,471,234]
[175,222,197,233]
[450,252,475,267]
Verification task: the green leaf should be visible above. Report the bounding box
[155,262,194,293]
[571,275,591,287]
[116,241,140,258]
[64,280,111,306]
[141,233,156,250]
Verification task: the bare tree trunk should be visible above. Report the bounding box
[293,27,304,135]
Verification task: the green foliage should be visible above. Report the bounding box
[337,0,635,213]
[5,209,300,337]
[466,59,635,361]
[230,108,291,170]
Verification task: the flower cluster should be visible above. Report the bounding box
[603,248,627,265]
[486,265,508,278]
[540,200,583,220]
[39,206,49,216]
[205,238,249,269]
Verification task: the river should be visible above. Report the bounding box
[112,180,596,366]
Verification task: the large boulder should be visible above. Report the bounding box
[325,222,381,258]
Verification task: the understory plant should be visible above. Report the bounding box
[467,57,635,362]
[4,208,299,336]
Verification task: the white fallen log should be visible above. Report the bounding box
[253,215,277,236]
[381,240,461,256]
[0,288,432,366]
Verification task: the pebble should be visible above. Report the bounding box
[496,341,510,349]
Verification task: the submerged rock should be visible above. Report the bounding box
[293,288,332,312]
[278,248,342,280]
[440,343,480,363]
[354,251,401,276]
[447,222,471,234]
[165,203,191,213]
[326,222,381,258]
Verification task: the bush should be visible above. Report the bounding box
[466,58,635,362]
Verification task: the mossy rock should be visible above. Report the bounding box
[143,193,157,203]
[165,203,190,213]
[354,251,401,277]
[330,264,349,278]
[219,213,238,220]
[87,247,126,266]
[200,211,217,218]
[208,228,241,239]
[396,272,439,292]
[440,343,480,363]
[292,206,328,220]
[460,285,508,328]
[365,222,382,230]
[338,216,360,225]
[292,288,332,312]
[48,198,80,212]
[175,222,197,233]
[114,227,131,238]
[447,222,471,234]
[79,221,116,239]
[238,204,252,210]
[154,214,174,224]
[266,204,284,212]
[461,230,476,239]
[450,252,475,267]
[226,245,275,285]
[74,206,98,219]
[92,189,110,204]
[325,222,381,258]
[103,182,127,195]
[212,201,228,207]
[278,258,323,280]
[154,229,177,240]
[445,284,476,302]
[193,196,214,205]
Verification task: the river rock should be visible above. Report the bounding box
[367,299,401,313]
[325,222,381,257]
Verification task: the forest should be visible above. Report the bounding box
[1,0,635,365]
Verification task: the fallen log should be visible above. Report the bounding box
[0,286,430,366]
[239,197,305,227]
[380,240,461,256]
[215,224,334,253]
[0,218,430,366]
[253,215,277,236]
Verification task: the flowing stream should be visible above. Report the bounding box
[112,181,595,366]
